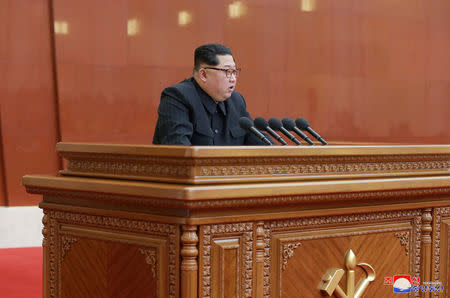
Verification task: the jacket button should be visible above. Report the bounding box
[214,129,218,133]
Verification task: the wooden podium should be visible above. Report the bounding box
[23,143,450,298]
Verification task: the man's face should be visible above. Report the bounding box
[202,54,237,102]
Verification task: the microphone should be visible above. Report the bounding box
[254,117,287,145]
[239,117,272,145]
[295,118,328,145]
[282,118,314,145]
[268,118,302,145]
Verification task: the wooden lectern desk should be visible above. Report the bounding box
[23,143,450,297]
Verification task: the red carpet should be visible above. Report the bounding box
[0,247,42,298]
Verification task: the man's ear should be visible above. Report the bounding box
[198,68,207,82]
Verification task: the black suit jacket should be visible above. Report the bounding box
[153,78,268,145]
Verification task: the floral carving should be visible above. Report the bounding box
[281,242,302,271]
[139,248,157,278]
[68,159,190,177]
[413,215,422,282]
[45,211,58,298]
[42,214,49,247]
[61,151,450,182]
[199,159,449,177]
[394,232,410,256]
[61,236,78,260]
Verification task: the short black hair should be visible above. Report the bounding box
[194,44,233,71]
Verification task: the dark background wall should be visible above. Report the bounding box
[1,0,449,205]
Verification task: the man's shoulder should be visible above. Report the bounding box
[164,78,195,92]
[162,78,198,100]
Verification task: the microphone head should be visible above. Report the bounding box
[239,117,254,130]
[268,118,283,131]
[295,118,310,130]
[281,118,296,130]
[254,117,269,130]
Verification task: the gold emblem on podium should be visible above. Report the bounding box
[317,249,376,298]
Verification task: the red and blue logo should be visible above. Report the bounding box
[384,275,444,293]
[393,275,411,293]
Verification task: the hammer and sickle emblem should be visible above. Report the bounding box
[317,249,376,298]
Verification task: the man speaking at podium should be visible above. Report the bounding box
[153,43,271,145]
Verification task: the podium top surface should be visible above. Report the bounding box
[56,142,450,157]
[55,142,450,185]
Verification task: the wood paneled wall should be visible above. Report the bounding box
[2,0,450,205]
[0,0,60,205]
